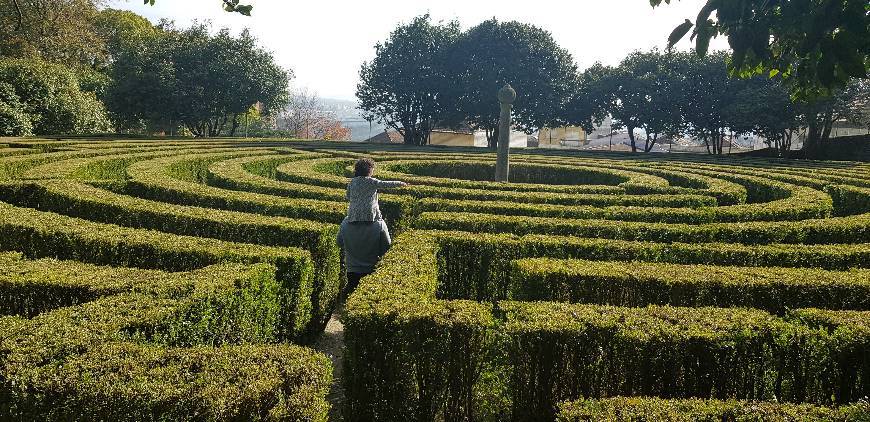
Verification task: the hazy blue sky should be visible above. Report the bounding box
[114,0,728,100]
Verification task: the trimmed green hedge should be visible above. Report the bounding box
[345,231,870,421]
[418,211,870,245]
[377,160,641,194]
[0,199,315,340]
[557,397,869,421]
[510,258,870,313]
[504,302,786,419]
[419,198,723,223]
[827,185,870,216]
[0,253,332,420]
[123,153,348,224]
[274,156,716,208]
[0,180,342,335]
[433,231,870,302]
[343,231,494,421]
[208,154,415,232]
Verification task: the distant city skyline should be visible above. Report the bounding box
[114,0,728,101]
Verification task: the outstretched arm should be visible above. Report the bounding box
[374,179,409,189]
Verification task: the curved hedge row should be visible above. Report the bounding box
[557,397,869,421]
[0,253,331,420]
[345,231,870,421]
[3,138,868,421]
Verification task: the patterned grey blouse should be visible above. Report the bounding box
[346,177,404,222]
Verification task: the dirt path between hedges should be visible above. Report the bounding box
[312,306,346,421]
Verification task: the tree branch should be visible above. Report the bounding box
[12,0,23,31]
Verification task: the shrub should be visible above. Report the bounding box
[510,258,870,313]
[345,231,870,421]
[0,57,111,135]
[827,185,870,216]
[0,198,315,340]
[418,210,869,244]
[0,180,342,335]
[0,254,331,420]
[556,397,869,421]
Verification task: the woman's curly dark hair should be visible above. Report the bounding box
[354,158,376,177]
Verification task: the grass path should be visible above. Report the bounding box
[313,306,346,421]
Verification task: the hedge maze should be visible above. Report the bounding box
[0,139,868,420]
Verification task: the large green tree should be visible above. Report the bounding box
[0,57,111,134]
[449,19,579,149]
[593,50,687,153]
[94,8,159,66]
[653,0,869,97]
[107,24,290,137]
[357,15,460,145]
[0,0,107,67]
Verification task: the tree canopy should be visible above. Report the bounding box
[106,24,290,137]
[0,57,111,135]
[449,19,580,148]
[357,15,460,145]
[652,0,869,97]
[592,50,687,152]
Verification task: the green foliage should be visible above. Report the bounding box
[0,179,342,335]
[357,15,461,145]
[345,230,870,420]
[0,253,330,420]
[0,82,32,136]
[651,0,869,97]
[557,397,868,421]
[433,230,870,303]
[826,185,870,216]
[510,258,870,313]
[0,193,316,340]
[0,0,106,68]
[106,24,290,136]
[0,58,111,135]
[94,8,160,65]
[450,19,580,147]
[592,50,688,152]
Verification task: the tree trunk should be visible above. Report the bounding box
[487,127,498,150]
[644,133,658,153]
[627,126,637,152]
[230,115,241,137]
[821,111,833,141]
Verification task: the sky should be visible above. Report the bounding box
[113,0,729,101]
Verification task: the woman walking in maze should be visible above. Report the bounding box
[337,158,409,291]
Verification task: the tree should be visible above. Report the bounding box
[142,0,252,15]
[800,78,870,149]
[357,15,460,145]
[724,77,799,154]
[0,0,107,68]
[679,52,742,155]
[449,19,579,149]
[564,63,613,134]
[106,24,291,137]
[594,50,687,153]
[0,57,111,134]
[93,8,159,66]
[0,81,32,135]
[280,89,350,141]
[652,0,869,97]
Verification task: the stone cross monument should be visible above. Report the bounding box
[495,83,516,182]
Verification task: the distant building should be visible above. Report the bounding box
[430,129,474,146]
[538,126,588,148]
[362,128,526,147]
[362,130,403,144]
